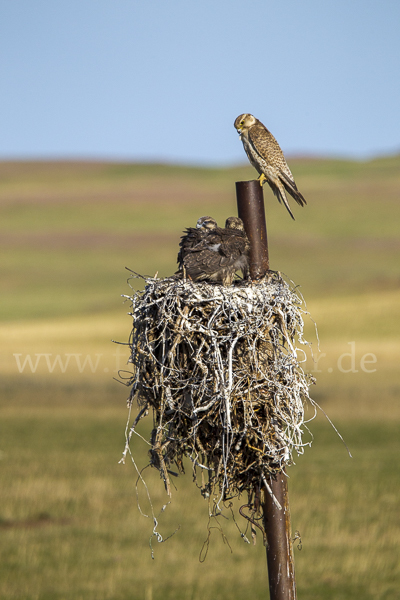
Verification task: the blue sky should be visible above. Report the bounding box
[1,0,399,164]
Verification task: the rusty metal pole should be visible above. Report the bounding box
[236,180,297,600]
[235,180,269,277]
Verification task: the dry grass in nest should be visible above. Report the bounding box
[120,271,316,509]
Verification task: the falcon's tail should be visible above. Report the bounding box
[268,181,296,220]
[279,171,307,207]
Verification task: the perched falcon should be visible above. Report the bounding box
[178,216,250,286]
[234,113,306,220]
[177,216,218,272]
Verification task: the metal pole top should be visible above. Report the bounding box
[235,180,269,278]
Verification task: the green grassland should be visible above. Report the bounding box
[1,157,400,599]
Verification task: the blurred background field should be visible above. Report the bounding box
[1,158,400,599]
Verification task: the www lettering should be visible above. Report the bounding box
[13,353,103,373]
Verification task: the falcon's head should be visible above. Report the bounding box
[234,113,257,133]
[225,216,245,231]
[196,216,218,230]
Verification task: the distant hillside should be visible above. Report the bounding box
[1,155,399,320]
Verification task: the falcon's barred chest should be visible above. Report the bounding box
[241,131,277,181]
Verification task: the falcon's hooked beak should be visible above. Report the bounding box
[235,123,245,136]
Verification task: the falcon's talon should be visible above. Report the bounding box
[257,173,267,186]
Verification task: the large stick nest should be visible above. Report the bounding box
[123,272,315,504]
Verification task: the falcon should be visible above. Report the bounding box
[224,216,250,281]
[234,113,306,220]
[177,217,250,286]
[177,216,218,272]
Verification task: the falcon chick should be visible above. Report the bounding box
[177,216,218,272]
[178,216,250,286]
[234,113,306,220]
[224,216,250,281]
